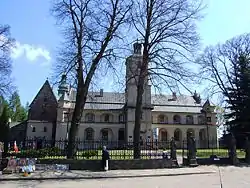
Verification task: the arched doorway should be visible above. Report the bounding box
[118,128,125,147]
[186,128,195,138]
[174,128,182,148]
[84,127,95,141]
[199,129,206,148]
[100,128,113,141]
[159,128,168,141]
[159,128,168,149]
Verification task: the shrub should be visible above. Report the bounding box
[7,147,62,158]
[82,150,98,159]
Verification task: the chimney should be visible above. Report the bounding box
[94,89,103,97]
[100,89,103,97]
[172,92,177,100]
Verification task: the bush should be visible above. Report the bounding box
[7,147,62,158]
[82,150,98,159]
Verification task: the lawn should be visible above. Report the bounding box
[179,149,245,158]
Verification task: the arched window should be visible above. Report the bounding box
[160,129,168,141]
[101,129,109,141]
[103,114,110,122]
[85,128,94,140]
[174,129,181,141]
[173,115,181,124]
[187,128,195,138]
[198,115,205,124]
[85,113,95,122]
[186,115,194,124]
[157,114,167,124]
[32,127,36,132]
[44,126,47,132]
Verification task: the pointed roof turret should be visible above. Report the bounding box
[58,73,69,101]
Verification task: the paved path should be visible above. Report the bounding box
[1,166,250,188]
[0,166,215,180]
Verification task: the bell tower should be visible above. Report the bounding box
[125,42,152,142]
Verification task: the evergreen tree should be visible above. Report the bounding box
[0,103,10,143]
[8,91,27,122]
[224,54,250,147]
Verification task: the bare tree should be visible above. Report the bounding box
[0,25,14,97]
[130,0,204,158]
[51,0,131,158]
[198,33,250,136]
[199,33,250,107]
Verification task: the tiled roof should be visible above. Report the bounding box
[152,106,202,113]
[151,94,201,107]
[84,103,124,110]
[67,90,204,112]
[70,90,125,103]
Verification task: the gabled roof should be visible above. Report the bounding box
[29,80,57,107]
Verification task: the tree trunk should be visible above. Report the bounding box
[66,88,83,158]
[67,56,84,158]
[133,50,148,159]
[133,81,144,159]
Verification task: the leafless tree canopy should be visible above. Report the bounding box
[131,0,204,94]
[199,33,250,106]
[51,0,131,158]
[128,0,204,159]
[51,0,131,87]
[0,25,14,96]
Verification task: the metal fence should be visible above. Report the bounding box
[4,138,246,160]
[6,139,173,160]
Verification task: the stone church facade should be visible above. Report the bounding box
[25,43,217,148]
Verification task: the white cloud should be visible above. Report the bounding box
[10,41,51,66]
[1,34,51,65]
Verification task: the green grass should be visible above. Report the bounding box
[41,149,246,160]
[179,149,245,158]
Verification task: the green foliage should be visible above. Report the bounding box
[8,147,62,158]
[82,150,98,159]
[224,54,250,147]
[8,91,27,122]
[0,103,10,141]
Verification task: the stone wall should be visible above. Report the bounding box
[38,159,174,171]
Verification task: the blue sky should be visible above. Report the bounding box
[1,0,250,105]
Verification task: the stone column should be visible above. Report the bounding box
[187,135,198,167]
[170,137,178,167]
